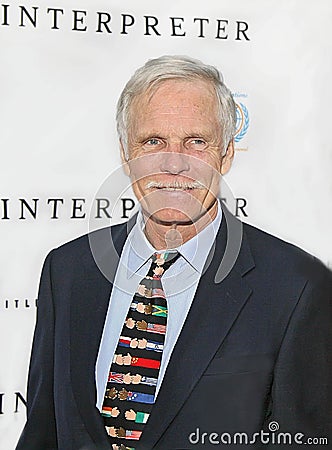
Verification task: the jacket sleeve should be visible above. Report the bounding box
[265,262,332,448]
[16,250,58,450]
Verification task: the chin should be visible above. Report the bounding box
[140,189,208,220]
[145,206,205,226]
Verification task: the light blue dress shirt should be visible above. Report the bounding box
[95,202,222,410]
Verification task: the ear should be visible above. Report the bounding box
[120,140,131,176]
[220,139,235,175]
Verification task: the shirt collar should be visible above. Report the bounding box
[126,200,222,276]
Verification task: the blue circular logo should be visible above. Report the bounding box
[234,102,249,143]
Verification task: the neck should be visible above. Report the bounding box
[143,201,219,250]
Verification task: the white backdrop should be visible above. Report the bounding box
[1,1,332,448]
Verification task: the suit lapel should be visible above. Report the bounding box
[70,223,129,447]
[139,207,255,449]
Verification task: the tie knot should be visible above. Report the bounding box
[148,251,180,278]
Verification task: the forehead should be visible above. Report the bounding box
[131,79,218,119]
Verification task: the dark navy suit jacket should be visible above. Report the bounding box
[16,205,332,449]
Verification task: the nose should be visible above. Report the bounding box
[159,142,190,174]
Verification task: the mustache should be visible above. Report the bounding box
[145,180,205,190]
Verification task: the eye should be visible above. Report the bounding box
[142,138,166,151]
[145,138,162,146]
[191,139,206,145]
[185,138,208,151]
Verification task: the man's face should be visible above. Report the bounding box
[124,79,232,225]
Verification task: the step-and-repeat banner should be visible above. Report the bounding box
[1,1,331,448]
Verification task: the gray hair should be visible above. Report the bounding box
[116,55,236,159]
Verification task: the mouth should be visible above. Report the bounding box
[145,181,205,191]
[155,187,196,191]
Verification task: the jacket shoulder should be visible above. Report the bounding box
[242,220,331,283]
[47,222,127,264]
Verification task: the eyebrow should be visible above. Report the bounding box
[134,133,164,143]
[134,130,215,142]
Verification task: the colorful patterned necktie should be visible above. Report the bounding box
[101,251,180,450]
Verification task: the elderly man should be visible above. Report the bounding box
[17,56,331,450]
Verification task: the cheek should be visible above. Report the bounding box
[203,150,223,171]
[129,158,154,183]
[189,155,221,184]
[128,156,158,183]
